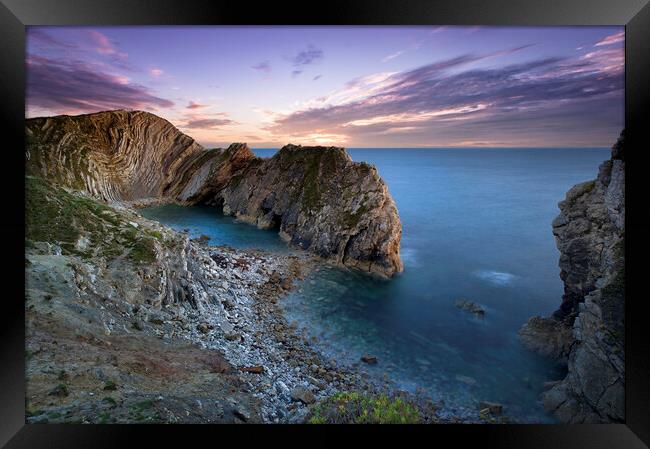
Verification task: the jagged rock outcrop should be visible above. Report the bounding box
[25,110,403,277]
[519,131,625,423]
[194,144,403,278]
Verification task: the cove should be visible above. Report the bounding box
[141,147,609,422]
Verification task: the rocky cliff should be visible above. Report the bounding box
[24,175,382,423]
[25,110,403,277]
[519,132,625,423]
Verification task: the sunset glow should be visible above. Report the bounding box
[26,26,624,148]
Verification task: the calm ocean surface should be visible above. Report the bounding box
[140,147,609,422]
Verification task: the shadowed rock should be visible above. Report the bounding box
[519,131,625,423]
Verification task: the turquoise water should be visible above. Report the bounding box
[142,147,609,422]
[139,203,290,252]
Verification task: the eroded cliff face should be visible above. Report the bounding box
[25,110,403,277]
[193,144,403,278]
[519,132,625,423]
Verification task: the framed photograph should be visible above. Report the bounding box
[1,0,649,447]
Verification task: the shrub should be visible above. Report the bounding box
[308,392,420,424]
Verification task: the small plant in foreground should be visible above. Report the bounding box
[308,392,420,424]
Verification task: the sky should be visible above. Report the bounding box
[26,26,624,148]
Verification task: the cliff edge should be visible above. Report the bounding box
[519,131,625,423]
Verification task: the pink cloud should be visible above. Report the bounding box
[26,55,174,116]
[594,31,624,47]
[180,112,236,129]
[87,30,128,59]
[150,68,164,77]
[187,101,209,109]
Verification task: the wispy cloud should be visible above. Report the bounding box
[381,50,407,63]
[251,61,271,76]
[149,68,164,77]
[594,30,624,47]
[290,45,323,77]
[267,46,623,146]
[87,31,127,59]
[27,28,77,49]
[26,55,173,115]
[381,28,456,64]
[181,112,235,130]
[313,74,322,81]
[186,101,209,109]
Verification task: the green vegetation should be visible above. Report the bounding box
[128,399,161,423]
[566,180,596,208]
[308,392,420,424]
[102,396,118,407]
[128,238,157,264]
[98,411,113,424]
[340,203,369,228]
[26,176,158,264]
[103,380,117,391]
[301,156,323,212]
[145,229,164,241]
[49,383,69,397]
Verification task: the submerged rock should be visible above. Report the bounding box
[455,298,485,317]
[360,355,378,365]
[25,110,403,278]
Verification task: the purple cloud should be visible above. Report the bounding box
[290,45,323,76]
[182,113,235,129]
[187,101,208,109]
[595,31,624,47]
[251,61,271,75]
[27,28,77,49]
[268,48,623,146]
[26,55,174,114]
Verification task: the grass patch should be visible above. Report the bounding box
[102,396,118,407]
[145,229,164,241]
[26,176,158,265]
[128,399,160,423]
[103,380,117,391]
[339,203,369,228]
[128,238,157,264]
[308,392,420,424]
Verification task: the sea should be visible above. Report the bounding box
[139,147,609,422]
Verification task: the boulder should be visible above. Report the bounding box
[290,387,316,405]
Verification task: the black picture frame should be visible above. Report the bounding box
[1,0,649,447]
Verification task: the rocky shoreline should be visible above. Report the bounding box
[518,132,625,423]
[26,185,447,423]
